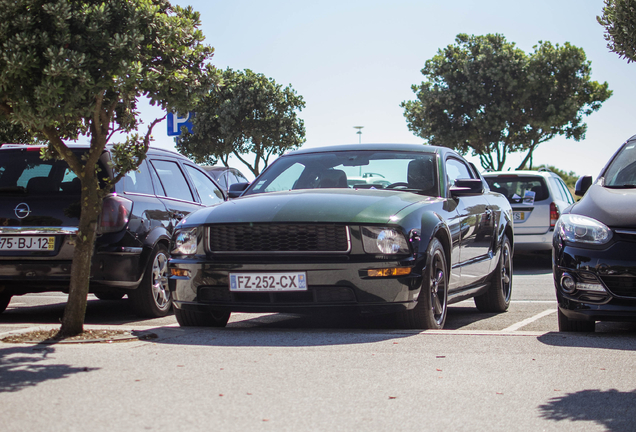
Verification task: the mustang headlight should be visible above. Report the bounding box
[172,228,198,255]
[555,214,612,245]
[362,227,409,254]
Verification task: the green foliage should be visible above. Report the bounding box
[177,68,306,176]
[598,0,636,63]
[0,113,43,144]
[0,0,216,335]
[402,34,612,171]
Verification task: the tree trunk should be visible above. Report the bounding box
[59,176,102,337]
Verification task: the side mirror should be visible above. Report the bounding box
[450,178,484,197]
[228,182,250,198]
[575,175,593,197]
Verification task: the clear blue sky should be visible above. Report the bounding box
[143,0,635,179]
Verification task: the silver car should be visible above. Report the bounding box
[483,170,575,253]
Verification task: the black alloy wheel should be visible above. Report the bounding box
[396,238,448,329]
[129,243,172,318]
[475,234,512,313]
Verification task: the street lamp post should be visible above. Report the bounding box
[353,126,364,144]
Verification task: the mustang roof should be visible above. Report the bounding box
[287,143,454,156]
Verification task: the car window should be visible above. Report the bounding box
[123,160,154,195]
[556,177,575,204]
[184,165,224,206]
[234,171,248,183]
[603,142,636,187]
[548,177,565,201]
[150,160,194,202]
[484,176,548,204]
[246,151,437,196]
[0,150,104,195]
[445,158,473,186]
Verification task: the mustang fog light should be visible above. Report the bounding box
[561,274,576,294]
[368,267,412,277]
[362,227,409,255]
[172,228,198,255]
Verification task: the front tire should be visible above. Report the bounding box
[396,238,448,329]
[174,307,230,327]
[474,234,512,313]
[129,244,172,318]
[558,308,595,332]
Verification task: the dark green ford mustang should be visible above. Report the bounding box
[168,144,514,329]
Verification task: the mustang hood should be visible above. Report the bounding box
[572,184,636,228]
[184,189,439,225]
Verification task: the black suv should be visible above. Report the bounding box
[0,144,225,317]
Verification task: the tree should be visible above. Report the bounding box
[401,34,612,171]
[177,68,306,177]
[0,114,44,144]
[0,0,215,336]
[598,0,636,63]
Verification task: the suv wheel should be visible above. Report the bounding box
[129,244,172,318]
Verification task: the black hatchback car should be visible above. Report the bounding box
[554,134,636,332]
[0,144,225,317]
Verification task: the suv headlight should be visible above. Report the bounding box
[362,227,409,254]
[555,214,612,245]
[172,228,198,255]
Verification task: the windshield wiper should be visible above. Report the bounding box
[606,184,636,189]
[0,186,27,194]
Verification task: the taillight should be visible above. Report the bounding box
[550,202,559,228]
[98,195,133,234]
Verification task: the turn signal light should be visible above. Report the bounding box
[170,268,190,277]
[367,267,412,277]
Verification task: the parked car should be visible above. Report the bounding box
[200,166,249,192]
[0,144,225,317]
[169,144,514,329]
[553,135,636,332]
[483,169,575,253]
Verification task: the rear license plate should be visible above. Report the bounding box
[229,272,307,291]
[0,236,55,251]
[513,211,525,221]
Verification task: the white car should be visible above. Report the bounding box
[483,169,575,253]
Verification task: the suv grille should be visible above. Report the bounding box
[207,224,350,253]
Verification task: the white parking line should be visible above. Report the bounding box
[501,308,557,332]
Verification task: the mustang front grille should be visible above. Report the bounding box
[207,224,351,254]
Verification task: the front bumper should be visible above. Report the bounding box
[169,256,423,315]
[553,238,636,322]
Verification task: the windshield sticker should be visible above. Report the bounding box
[523,190,536,205]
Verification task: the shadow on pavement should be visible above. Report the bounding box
[538,388,636,432]
[0,296,173,326]
[537,331,636,351]
[0,344,98,393]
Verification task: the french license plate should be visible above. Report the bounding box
[513,211,525,221]
[0,236,55,251]
[229,272,307,291]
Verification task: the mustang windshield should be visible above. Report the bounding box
[245,151,438,196]
[604,143,636,188]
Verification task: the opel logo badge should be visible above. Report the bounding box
[14,203,31,219]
